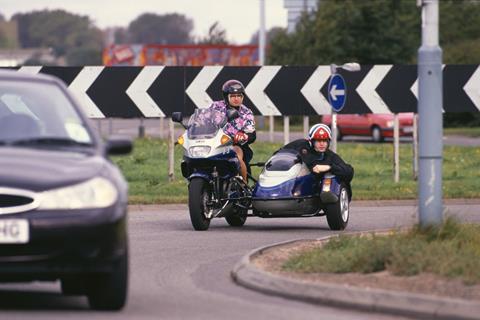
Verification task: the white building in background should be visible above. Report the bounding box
[283,0,318,33]
[0,48,57,67]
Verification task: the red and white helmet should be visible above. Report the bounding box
[308,123,332,141]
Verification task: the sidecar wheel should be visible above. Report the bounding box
[189,178,211,231]
[225,208,247,227]
[325,185,350,230]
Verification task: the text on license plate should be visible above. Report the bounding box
[0,219,29,244]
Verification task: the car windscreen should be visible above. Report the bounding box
[187,108,227,139]
[0,80,93,146]
[266,150,301,171]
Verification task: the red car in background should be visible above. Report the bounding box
[321,113,415,142]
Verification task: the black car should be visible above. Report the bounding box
[0,70,132,310]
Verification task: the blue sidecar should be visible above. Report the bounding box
[251,148,350,230]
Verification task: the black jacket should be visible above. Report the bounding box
[282,138,354,186]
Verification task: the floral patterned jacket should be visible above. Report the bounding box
[209,100,256,144]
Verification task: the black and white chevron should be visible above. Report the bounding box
[11,65,480,118]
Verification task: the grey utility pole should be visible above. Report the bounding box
[259,0,266,65]
[284,0,318,33]
[417,0,443,227]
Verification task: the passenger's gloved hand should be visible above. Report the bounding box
[234,131,248,145]
[312,164,331,174]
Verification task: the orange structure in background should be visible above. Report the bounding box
[103,44,259,66]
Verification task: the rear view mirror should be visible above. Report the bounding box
[171,112,183,123]
[106,136,132,155]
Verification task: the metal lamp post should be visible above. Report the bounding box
[417,0,443,227]
[329,63,361,153]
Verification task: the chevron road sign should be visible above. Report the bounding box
[7,65,480,118]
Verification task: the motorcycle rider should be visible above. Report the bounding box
[283,123,354,195]
[209,79,256,182]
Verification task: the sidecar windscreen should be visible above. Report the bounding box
[265,149,301,171]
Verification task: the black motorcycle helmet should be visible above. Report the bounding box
[222,79,245,105]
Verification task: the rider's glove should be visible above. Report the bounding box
[312,164,331,174]
[234,131,248,145]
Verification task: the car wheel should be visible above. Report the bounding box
[225,207,247,227]
[87,251,128,311]
[336,126,343,141]
[324,185,350,230]
[371,126,384,143]
[188,178,211,231]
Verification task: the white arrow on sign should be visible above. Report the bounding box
[186,66,223,108]
[357,65,393,114]
[126,66,165,117]
[245,66,282,116]
[300,66,331,115]
[68,66,105,118]
[329,84,345,101]
[18,66,42,74]
[463,66,480,112]
[410,64,445,112]
[410,64,446,99]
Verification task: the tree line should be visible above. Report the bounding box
[0,10,238,65]
[5,1,480,66]
[265,0,480,126]
[267,0,480,65]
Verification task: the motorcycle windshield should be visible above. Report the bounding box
[187,108,227,139]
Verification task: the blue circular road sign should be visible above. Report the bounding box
[328,74,346,112]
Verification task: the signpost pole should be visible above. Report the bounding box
[168,118,175,182]
[303,115,309,138]
[331,111,337,153]
[393,114,400,183]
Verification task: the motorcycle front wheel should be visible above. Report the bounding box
[188,178,211,231]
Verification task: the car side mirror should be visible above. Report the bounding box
[106,136,132,155]
[171,112,183,123]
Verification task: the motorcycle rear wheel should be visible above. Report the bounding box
[188,178,211,231]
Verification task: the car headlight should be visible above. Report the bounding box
[386,120,394,128]
[189,146,211,157]
[38,177,118,210]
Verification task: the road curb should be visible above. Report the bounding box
[231,236,480,320]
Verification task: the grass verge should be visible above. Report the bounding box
[111,138,480,204]
[444,127,480,137]
[282,217,480,285]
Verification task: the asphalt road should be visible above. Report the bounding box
[0,202,478,320]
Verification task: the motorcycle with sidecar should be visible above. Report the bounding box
[172,110,350,231]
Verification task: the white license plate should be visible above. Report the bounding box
[403,126,414,133]
[0,219,29,244]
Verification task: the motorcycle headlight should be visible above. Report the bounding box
[38,177,118,210]
[189,146,211,157]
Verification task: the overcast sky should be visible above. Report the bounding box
[1,0,288,44]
